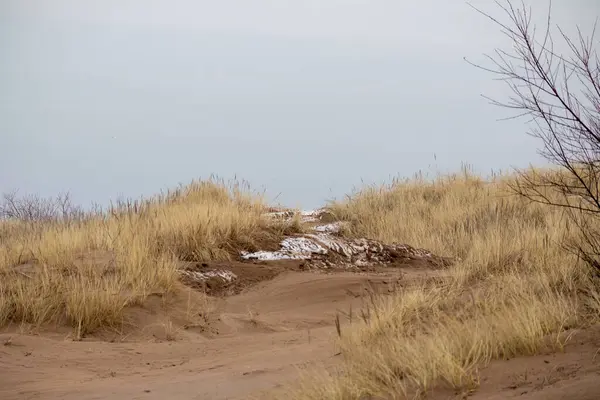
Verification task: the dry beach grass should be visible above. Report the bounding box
[282,167,600,399]
[0,180,290,338]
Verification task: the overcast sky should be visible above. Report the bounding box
[1,0,598,209]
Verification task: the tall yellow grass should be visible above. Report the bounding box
[0,180,288,337]
[283,167,600,399]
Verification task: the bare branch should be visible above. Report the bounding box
[469,0,600,273]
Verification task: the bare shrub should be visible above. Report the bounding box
[466,0,600,273]
[0,190,87,223]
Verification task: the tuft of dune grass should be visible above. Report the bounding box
[280,166,600,399]
[0,179,292,337]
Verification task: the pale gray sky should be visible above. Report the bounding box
[1,0,598,209]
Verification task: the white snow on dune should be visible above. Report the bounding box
[314,221,347,233]
[241,236,328,261]
[305,233,354,258]
[180,269,237,283]
[239,210,449,267]
[281,236,327,255]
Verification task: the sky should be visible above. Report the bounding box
[1,0,598,209]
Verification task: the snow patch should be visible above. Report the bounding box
[243,211,452,268]
[281,236,328,255]
[299,209,323,222]
[180,269,237,283]
[241,236,328,261]
[240,250,304,261]
[314,221,346,233]
[240,227,447,268]
[309,234,357,258]
[299,210,320,217]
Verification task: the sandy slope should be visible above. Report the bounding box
[0,269,412,400]
[2,266,600,400]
